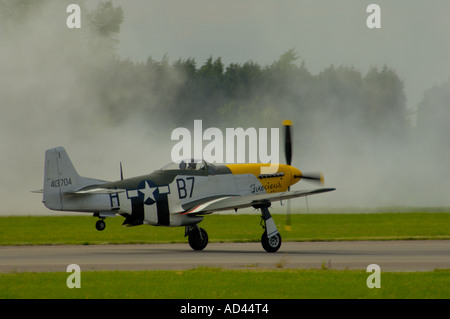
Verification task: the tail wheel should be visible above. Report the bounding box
[95,219,106,231]
[261,231,282,253]
[188,227,208,251]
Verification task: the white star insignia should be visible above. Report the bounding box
[139,181,157,203]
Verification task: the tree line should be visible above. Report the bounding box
[100,49,411,148]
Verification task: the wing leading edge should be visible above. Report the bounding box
[181,188,336,215]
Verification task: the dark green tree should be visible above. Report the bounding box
[85,0,124,56]
[362,66,408,137]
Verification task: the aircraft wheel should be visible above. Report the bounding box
[95,219,106,231]
[188,227,208,251]
[261,231,282,253]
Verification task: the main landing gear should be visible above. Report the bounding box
[185,204,281,253]
[185,225,209,251]
[257,204,282,253]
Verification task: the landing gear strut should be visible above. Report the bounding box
[256,204,282,253]
[185,225,209,251]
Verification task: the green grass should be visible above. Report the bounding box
[1,268,448,299]
[0,213,448,246]
[1,213,448,299]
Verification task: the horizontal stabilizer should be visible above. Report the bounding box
[67,187,125,195]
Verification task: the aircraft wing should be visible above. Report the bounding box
[181,188,335,215]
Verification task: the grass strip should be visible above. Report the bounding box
[0,268,448,299]
[0,213,448,246]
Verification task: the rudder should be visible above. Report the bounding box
[43,147,80,210]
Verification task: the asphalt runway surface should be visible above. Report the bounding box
[0,240,448,273]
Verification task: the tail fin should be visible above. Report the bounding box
[43,147,104,211]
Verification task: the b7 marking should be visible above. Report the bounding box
[176,177,195,199]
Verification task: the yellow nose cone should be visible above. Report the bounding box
[289,166,302,187]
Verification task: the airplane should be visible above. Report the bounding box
[36,121,335,252]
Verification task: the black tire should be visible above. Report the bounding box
[261,231,282,253]
[188,227,208,251]
[95,219,106,231]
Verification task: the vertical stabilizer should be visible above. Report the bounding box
[43,147,80,210]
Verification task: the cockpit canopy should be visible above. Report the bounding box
[161,159,207,171]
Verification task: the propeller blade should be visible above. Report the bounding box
[285,186,292,231]
[283,120,292,166]
[295,173,324,185]
[283,120,293,230]
[120,162,124,181]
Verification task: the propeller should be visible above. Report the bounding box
[296,172,324,185]
[283,120,293,230]
[282,120,324,231]
[120,162,124,181]
[283,120,293,166]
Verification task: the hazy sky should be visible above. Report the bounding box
[108,0,450,116]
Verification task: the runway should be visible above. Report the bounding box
[0,240,448,272]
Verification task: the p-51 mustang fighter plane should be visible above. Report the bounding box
[37,122,335,252]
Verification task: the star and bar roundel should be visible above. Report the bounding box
[126,180,170,205]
